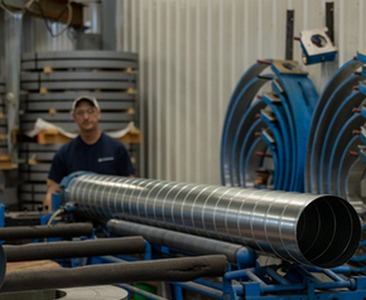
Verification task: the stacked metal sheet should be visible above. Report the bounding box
[305,51,366,212]
[220,60,318,192]
[18,143,62,204]
[19,51,139,209]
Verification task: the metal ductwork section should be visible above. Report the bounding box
[63,173,361,268]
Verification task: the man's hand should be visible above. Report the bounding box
[43,179,60,212]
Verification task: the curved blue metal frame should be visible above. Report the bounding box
[222,60,318,192]
[305,58,363,193]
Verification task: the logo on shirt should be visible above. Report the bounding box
[98,157,114,163]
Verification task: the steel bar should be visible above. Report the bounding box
[285,10,294,60]
[107,219,256,265]
[326,2,335,43]
[0,223,93,240]
[4,237,145,262]
[0,255,227,292]
[64,174,361,268]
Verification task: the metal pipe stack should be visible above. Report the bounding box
[64,173,361,268]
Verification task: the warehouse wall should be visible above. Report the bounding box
[1,1,366,186]
[117,0,366,185]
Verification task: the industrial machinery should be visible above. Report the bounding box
[0,171,359,299]
[1,55,366,299]
[221,51,366,211]
[299,27,337,65]
[305,51,366,214]
[220,59,319,192]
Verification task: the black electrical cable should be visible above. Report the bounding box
[29,0,72,38]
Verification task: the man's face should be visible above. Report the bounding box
[72,100,101,132]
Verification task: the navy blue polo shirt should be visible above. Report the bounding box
[48,133,135,183]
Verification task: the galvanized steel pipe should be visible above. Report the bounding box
[64,173,361,268]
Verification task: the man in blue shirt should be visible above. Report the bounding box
[43,95,135,211]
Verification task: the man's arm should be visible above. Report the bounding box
[43,179,60,212]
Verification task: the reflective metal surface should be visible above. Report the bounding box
[305,53,366,210]
[65,174,361,268]
[221,60,318,192]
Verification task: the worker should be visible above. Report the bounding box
[43,95,135,211]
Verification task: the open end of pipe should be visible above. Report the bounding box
[297,196,361,268]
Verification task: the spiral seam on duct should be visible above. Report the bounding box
[65,173,360,268]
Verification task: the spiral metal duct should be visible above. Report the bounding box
[305,51,366,212]
[220,59,318,192]
[64,173,361,268]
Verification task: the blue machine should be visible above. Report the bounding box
[299,27,337,65]
[220,59,318,192]
[43,172,366,300]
